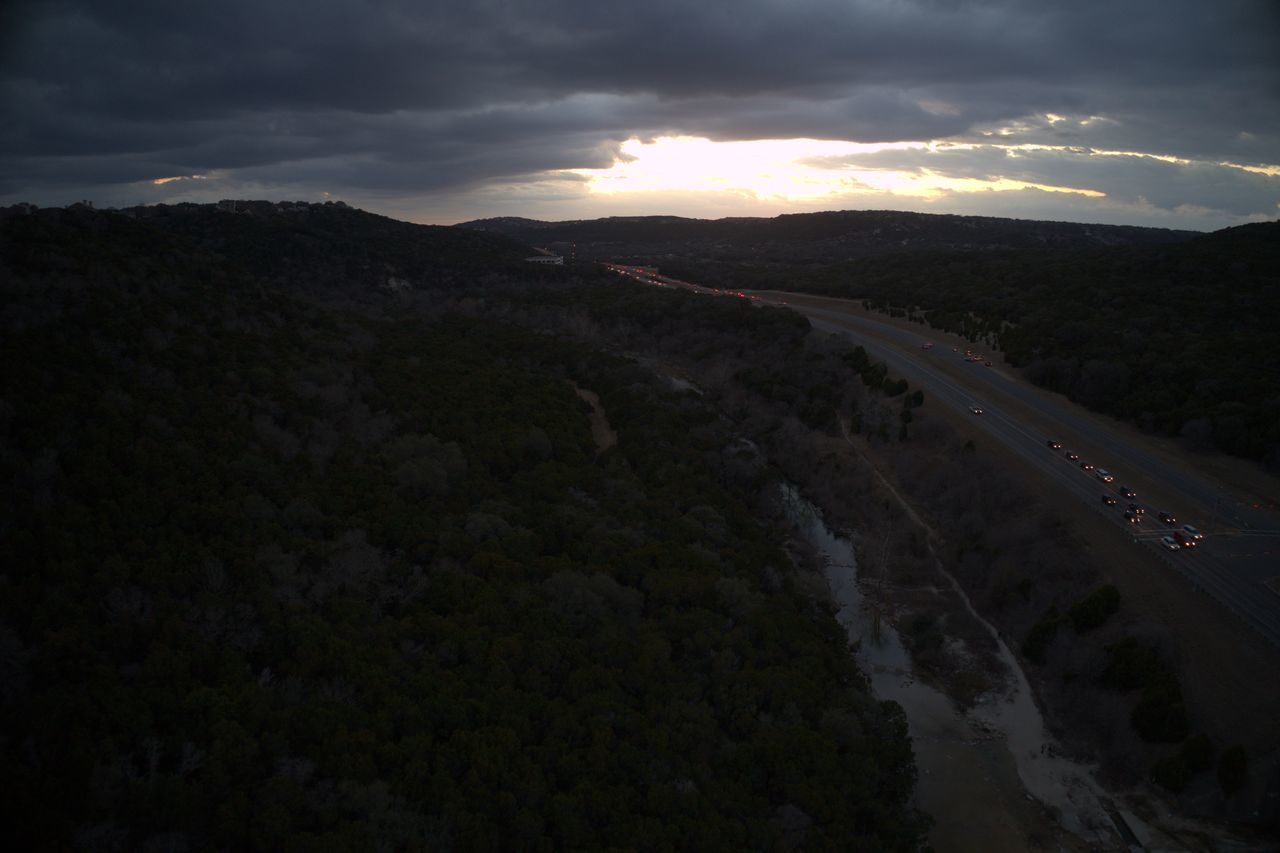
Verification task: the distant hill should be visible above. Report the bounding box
[131,200,539,295]
[457,209,1199,264]
[0,200,540,302]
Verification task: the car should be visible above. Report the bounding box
[1123,510,1140,523]
[1095,468,1114,482]
[1118,486,1136,499]
[1080,461,1095,471]
[1157,511,1177,525]
[984,360,993,367]
[1173,531,1197,549]
[969,404,984,415]
[1065,452,1081,461]
[1127,503,1145,515]
[1181,524,1203,540]
[1047,439,1063,449]
[1160,536,1181,551]
[1101,494,1118,506]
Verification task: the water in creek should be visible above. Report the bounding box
[781,485,1124,851]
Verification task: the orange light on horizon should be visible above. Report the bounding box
[152,174,209,185]
[572,136,1107,202]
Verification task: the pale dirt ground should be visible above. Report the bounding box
[569,382,617,454]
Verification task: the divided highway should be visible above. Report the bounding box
[602,264,1280,648]
[796,305,1280,649]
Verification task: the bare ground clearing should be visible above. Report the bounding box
[570,382,617,454]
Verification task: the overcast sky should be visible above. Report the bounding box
[2,0,1278,229]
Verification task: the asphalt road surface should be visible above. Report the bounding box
[601,265,1280,648]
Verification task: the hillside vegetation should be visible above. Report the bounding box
[462,209,1194,263]
[0,205,925,850]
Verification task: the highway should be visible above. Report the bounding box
[602,264,1280,648]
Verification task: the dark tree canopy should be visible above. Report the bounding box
[0,203,926,850]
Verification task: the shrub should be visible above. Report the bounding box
[1132,674,1189,742]
[1068,584,1120,633]
[1181,733,1214,773]
[1218,746,1248,796]
[907,613,945,661]
[1022,609,1061,665]
[1100,637,1164,690]
[1150,754,1190,792]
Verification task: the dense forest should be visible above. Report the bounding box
[0,205,926,849]
[121,201,539,298]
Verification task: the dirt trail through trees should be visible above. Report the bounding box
[570,383,617,454]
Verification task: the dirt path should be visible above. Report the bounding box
[570,382,617,454]
[839,416,935,537]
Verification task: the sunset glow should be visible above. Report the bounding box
[152,174,209,185]
[575,136,1108,202]
[574,137,922,200]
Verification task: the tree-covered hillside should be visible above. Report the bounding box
[126,200,537,298]
[0,206,925,850]
[460,209,1196,264]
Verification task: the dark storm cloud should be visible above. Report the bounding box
[2,0,1277,221]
